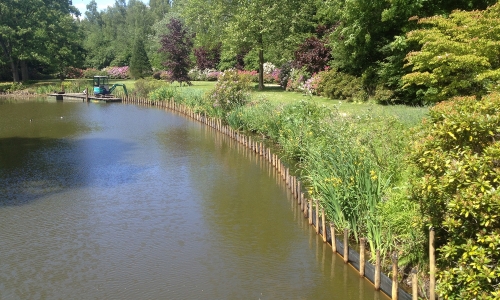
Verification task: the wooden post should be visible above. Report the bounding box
[297,181,301,204]
[429,228,436,300]
[308,198,313,225]
[315,199,319,234]
[375,250,381,290]
[392,252,398,300]
[321,207,326,243]
[330,223,336,252]
[300,192,304,211]
[360,238,365,277]
[412,268,418,300]
[343,229,349,263]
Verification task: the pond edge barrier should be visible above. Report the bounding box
[121,96,435,300]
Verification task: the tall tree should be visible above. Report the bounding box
[225,1,313,89]
[149,0,171,21]
[129,33,151,78]
[0,0,80,82]
[159,16,193,85]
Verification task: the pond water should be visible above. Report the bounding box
[0,98,388,299]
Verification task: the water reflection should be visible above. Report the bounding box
[0,100,388,299]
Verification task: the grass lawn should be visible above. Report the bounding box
[186,81,429,127]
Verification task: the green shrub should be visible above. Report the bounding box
[372,85,396,104]
[403,4,500,104]
[409,93,500,299]
[83,68,107,78]
[149,86,179,101]
[0,82,23,93]
[132,79,167,97]
[285,67,309,92]
[205,69,252,121]
[317,68,367,101]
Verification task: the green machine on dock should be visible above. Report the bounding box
[93,76,128,97]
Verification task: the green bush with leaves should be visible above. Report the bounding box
[0,82,24,93]
[206,69,252,121]
[316,68,367,101]
[132,79,167,97]
[409,93,500,299]
[148,86,179,101]
[403,4,500,104]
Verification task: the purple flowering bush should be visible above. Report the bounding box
[206,69,252,119]
[286,67,309,92]
[103,66,130,79]
[64,67,85,79]
[302,73,322,95]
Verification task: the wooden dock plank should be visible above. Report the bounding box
[48,93,122,102]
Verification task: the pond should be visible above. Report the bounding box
[0,98,388,299]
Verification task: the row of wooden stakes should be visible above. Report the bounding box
[122,96,436,300]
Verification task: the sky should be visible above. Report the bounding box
[72,0,148,16]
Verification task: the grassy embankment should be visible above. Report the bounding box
[146,80,430,281]
[3,78,429,280]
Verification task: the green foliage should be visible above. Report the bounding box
[131,78,167,97]
[285,67,310,92]
[0,82,24,93]
[83,68,107,78]
[403,4,500,103]
[224,97,423,267]
[129,34,152,79]
[316,69,367,101]
[409,93,500,298]
[206,69,252,121]
[0,0,82,81]
[148,86,178,101]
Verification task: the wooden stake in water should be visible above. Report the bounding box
[330,223,336,252]
[392,252,398,300]
[300,192,304,211]
[429,228,436,300]
[308,199,313,225]
[412,268,418,300]
[297,181,301,204]
[360,238,365,277]
[321,207,326,243]
[315,199,319,234]
[375,249,381,290]
[343,229,349,263]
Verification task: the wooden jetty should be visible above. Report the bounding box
[48,92,122,103]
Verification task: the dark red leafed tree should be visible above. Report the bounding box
[193,43,221,70]
[159,17,194,85]
[293,36,331,74]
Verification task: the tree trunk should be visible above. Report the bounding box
[20,60,29,82]
[258,34,264,90]
[10,59,19,83]
[0,40,19,82]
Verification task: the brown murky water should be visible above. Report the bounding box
[0,98,388,299]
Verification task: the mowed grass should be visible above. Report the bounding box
[174,81,428,126]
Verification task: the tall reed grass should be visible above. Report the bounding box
[150,83,426,270]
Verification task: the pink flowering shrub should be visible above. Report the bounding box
[238,70,258,82]
[104,66,130,79]
[206,71,222,81]
[207,69,252,118]
[303,73,322,95]
[270,69,280,84]
[64,67,84,79]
